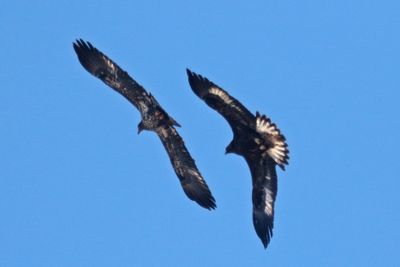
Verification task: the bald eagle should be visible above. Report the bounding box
[186,69,289,247]
[73,40,216,210]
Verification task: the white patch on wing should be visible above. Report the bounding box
[106,58,117,73]
[264,187,274,216]
[188,168,200,178]
[209,87,233,105]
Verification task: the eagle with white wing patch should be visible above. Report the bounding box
[186,69,289,248]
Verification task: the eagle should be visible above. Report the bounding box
[72,39,216,210]
[186,69,289,248]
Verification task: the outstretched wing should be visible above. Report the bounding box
[244,153,278,249]
[156,126,216,210]
[186,69,255,133]
[73,39,151,113]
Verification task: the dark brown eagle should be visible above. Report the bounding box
[186,69,289,248]
[72,39,216,210]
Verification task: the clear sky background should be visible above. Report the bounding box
[1,0,399,266]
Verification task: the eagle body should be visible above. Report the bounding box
[73,40,216,210]
[187,69,289,248]
[227,131,260,155]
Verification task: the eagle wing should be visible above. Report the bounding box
[244,153,278,249]
[73,39,151,114]
[186,69,255,133]
[156,126,216,210]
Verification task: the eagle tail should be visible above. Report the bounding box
[255,112,289,170]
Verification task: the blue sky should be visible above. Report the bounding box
[1,0,399,266]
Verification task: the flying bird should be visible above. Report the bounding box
[72,39,216,210]
[186,69,289,248]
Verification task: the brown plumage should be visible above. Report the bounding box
[73,40,216,210]
[186,69,289,247]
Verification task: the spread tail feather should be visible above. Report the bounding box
[255,112,289,170]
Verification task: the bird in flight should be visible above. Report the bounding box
[186,69,289,247]
[72,39,216,210]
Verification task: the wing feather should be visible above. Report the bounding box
[186,69,255,133]
[156,126,216,210]
[73,39,151,113]
[244,153,277,248]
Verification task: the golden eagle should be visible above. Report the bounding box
[186,69,289,247]
[73,40,216,210]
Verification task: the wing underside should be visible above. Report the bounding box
[73,39,151,113]
[186,69,255,133]
[156,126,216,210]
[244,154,277,248]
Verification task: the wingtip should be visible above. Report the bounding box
[186,68,205,82]
[204,201,217,211]
[181,177,217,210]
[197,191,217,210]
[192,198,216,211]
[72,38,82,51]
[186,68,196,80]
[197,194,217,210]
[73,38,94,52]
[258,231,272,249]
[256,228,272,249]
[261,239,268,249]
[72,42,78,53]
[185,69,217,100]
[73,38,109,77]
[253,210,274,249]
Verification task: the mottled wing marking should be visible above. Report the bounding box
[73,39,150,114]
[209,87,233,105]
[186,69,255,132]
[246,156,277,249]
[208,86,249,117]
[73,39,125,84]
[263,187,274,216]
[157,127,216,210]
[255,112,289,170]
